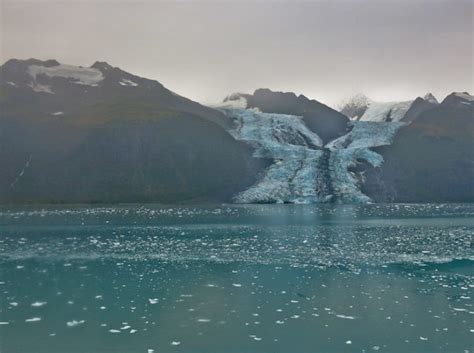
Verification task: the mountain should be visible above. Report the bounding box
[1,59,471,204]
[362,92,474,202]
[401,93,439,123]
[0,58,265,203]
[1,58,230,128]
[339,93,439,122]
[224,88,351,144]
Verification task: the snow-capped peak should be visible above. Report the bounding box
[338,93,371,111]
[90,61,114,71]
[338,93,372,120]
[453,92,474,101]
[423,93,438,104]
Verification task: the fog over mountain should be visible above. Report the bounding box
[2,0,472,106]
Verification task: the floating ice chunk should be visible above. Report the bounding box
[232,283,242,287]
[25,317,41,322]
[67,320,85,327]
[171,341,181,346]
[346,340,352,345]
[148,298,159,304]
[31,301,47,307]
[51,111,64,116]
[335,314,356,320]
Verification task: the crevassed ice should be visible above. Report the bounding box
[28,65,104,86]
[224,109,404,204]
[225,108,325,203]
[322,121,404,203]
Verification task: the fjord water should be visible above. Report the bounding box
[0,204,473,353]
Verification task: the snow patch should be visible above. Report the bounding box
[28,82,54,94]
[119,79,138,87]
[28,64,104,86]
[10,154,33,188]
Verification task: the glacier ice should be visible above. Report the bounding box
[223,108,404,204]
[359,101,412,122]
[224,108,326,203]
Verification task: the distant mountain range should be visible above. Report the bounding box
[1,58,472,203]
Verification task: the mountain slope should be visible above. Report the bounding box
[401,93,439,123]
[1,58,230,128]
[0,59,264,203]
[362,92,474,202]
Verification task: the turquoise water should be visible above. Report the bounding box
[0,204,473,353]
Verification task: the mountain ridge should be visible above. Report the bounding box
[1,58,472,204]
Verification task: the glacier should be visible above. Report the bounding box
[222,108,405,204]
[326,121,405,203]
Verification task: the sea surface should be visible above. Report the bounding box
[0,204,473,353]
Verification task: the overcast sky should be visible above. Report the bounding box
[1,0,473,107]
